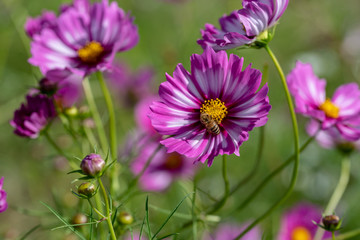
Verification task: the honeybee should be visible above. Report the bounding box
[200,112,220,135]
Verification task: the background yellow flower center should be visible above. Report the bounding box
[200,98,228,124]
[78,41,104,63]
[291,227,312,240]
[319,98,339,118]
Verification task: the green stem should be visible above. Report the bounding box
[82,78,109,154]
[87,199,106,219]
[235,136,314,213]
[98,177,117,240]
[192,180,198,240]
[230,126,265,195]
[314,156,351,240]
[332,232,336,240]
[234,45,300,239]
[207,155,229,214]
[96,71,117,161]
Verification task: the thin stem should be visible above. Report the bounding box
[87,199,106,219]
[230,126,265,195]
[235,136,314,213]
[207,155,229,214]
[82,77,109,154]
[192,181,198,240]
[314,156,351,240]
[98,177,117,240]
[332,232,336,240]
[96,71,117,161]
[234,45,300,239]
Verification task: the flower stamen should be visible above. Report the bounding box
[78,41,104,64]
[200,98,228,124]
[319,99,339,118]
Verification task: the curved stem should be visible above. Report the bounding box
[230,126,265,195]
[82,78,109,154]
[207,155,229,214]
[87,199,106,219]
[314,156,351,240]
[235,136,314,213]
[234,45,300,239]
[325,228,360,240]
[96,72,117,161]
[98,177,117,240]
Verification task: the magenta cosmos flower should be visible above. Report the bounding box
[149,47,271,166]
[287,61,360,141]
[198,0,289,51]
[202,222,261,240]
[277,203,331,240]
[29,0,139,77]
[10,94,57,138]
[0,177,8,213]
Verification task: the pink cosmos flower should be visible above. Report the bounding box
[149,47,271,166]
[308,123,360,152]
[277,203,331,240]
[105,61,155,107]
[287,61,360,141]
[0,177,8,213]
[131,135,195,192]
[202,222,262,240]
[198,0,289,51]
[29,0,139,77]
[24,11,57,39]
[129,97,196,192]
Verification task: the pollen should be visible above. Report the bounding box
[200,98,228,124]
[319,98,339,118]
[78,41,104,64]
[291,227,311,240]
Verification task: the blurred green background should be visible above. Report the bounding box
[1,0,360,239]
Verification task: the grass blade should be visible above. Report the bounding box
[151,193,192,240]
[40,201,86,240]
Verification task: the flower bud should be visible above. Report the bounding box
[322,215,341,231]
[64,107,78,117]
[77,182,96,198]
[80,154,105,177]
[71,213,87,227]
[117,211,134,225]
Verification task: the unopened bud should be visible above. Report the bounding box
[117,211,134,225]
[78,182,96,198]
[64,107,78,117]
[322,215,340,231]
[39,78,57,96]
[71,213,87,227]
[80,154,105,177]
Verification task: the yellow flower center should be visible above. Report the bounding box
[200,98,228,124]
[291,227,312,240]
[319,98,339,118]
[78,41,104,63]
[164,153,183,170]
